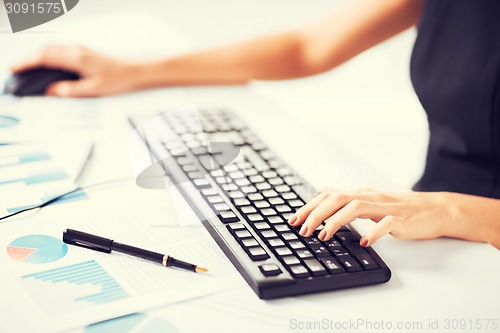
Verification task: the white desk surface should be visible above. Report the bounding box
[1,1,498,332]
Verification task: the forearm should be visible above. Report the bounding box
[442,193,500,249]
[131,0,424,89]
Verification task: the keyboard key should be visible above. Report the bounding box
[268,178,284,186]
[247,247,270,261]
[296,250,314,260]
[229,171,244,179]
[282,256,300,266]
[261,230,278,239]
[243,168,258,176]
[224,164,239,172]
[227,223,246,233]
[274,224,290,233]
[289,241,306,250]
[330,247,350,257]
[235,178,251,186]
[187,171,203,179]
[344,241,368,254]
[336,231,358,243]
[268,197,285,205]
[219,211,239,223]
[261,208,277,216]
[215,176,231,185]
[281,212,294,220]
[235,230,252,239]
[254,200,270,208]
[275,247,293,256]
[281,192,297,200]
[207,195,223,204]
[242,238,259,248]
[288,199,305,208]
[319,258,345,274]
[241,206,257,214]
[275,205,292,213]
[247,214,264,222]
[309,244,331,258]
[303,259,328,277]
[213,203,230,211]
[288,265,310,278]
[241,186,257,194]
[267,216,284,224]
[249,175,265,183]
[253,222,271,231]
[268,238,285,247]
[284,176,303,186]
[228,191,245,199]
[262,190,278,198]
[275,185,291,193]
[256,182,272,191]
[259,264,282,276]
[193,178,210,188]
[338,255,363,272]
[182,164,198,172]
[248,193,264,201]
[201,187,217,196]
[222,183,238,191]
[281,232,298,241]
[303,236,320,246]
[262,170,277,178]
[234,198,251,206]
[354,252,380,270]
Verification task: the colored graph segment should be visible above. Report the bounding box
[0,115,19,128]
[7,235,68,264]
[85,313,178,333]
[0,171,69,186]
[21,260,129,305]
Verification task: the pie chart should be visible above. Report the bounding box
[7,235,68,264]
[0,115,19,129]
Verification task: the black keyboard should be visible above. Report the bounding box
[135,108,391,299]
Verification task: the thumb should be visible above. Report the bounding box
[46,79,99,98]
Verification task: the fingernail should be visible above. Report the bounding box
[299,225,308,236]
[318,230,326,241]
[360,237,368,247]
[288,215,297,225]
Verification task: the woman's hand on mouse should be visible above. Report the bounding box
[288,188,500,249]
[11,45,143,97]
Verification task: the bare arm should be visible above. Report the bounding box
[134,0,424,88]
[12,0,424,97]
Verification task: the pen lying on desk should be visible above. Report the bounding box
[63,229,208,273]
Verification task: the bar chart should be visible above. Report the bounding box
[0,145,89,217]
[19,260,129,315]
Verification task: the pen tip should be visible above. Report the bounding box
[195,266,208,273]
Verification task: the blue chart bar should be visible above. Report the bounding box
[0,152,51,168]
[21,260,129,304]
[0,171,69,186]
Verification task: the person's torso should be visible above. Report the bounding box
[411,0,500,198]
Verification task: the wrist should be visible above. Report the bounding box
[126,60,167,91]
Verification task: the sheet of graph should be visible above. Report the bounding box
[0,143,92,217]
[71,286,330,333]
[0,201,244,333]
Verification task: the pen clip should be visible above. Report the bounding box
[63,229,113,253]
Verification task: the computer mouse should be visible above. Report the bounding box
[4,67,80,97]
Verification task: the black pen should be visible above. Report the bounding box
[62,229,208,273]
